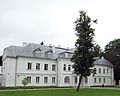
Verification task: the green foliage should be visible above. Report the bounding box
[71,11,100,91]
[71,11,100,76]
[104,39,120,80]
[22,77,28,86]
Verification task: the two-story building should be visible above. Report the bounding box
[1,43,114,87]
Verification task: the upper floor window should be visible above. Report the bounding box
[99,68,101,74]
[64,76,70,83]
[44,64,48,70]
[68,65,71,71]
[103,69,105,74]
[107,69,109,74]
[36,63,40,70]
[27,76,31,83]
[27,62,32,70]
[52,65,56,71]
[63,64,66,71]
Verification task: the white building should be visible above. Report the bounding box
[1,43,114,87]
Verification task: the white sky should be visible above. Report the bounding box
[0,0,120,55]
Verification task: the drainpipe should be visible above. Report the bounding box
[14,57,18,86]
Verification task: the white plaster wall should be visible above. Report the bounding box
[2,57,16,86]
[16,57,58,86]
[57,58,74,87]
[91,64,114,86]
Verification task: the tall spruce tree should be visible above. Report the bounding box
[71,11,100,91]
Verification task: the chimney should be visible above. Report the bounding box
[58,45,61,48]
[23,42,27,47]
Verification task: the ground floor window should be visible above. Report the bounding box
[27,76,31,83]
[85,77,88,83]
[36,77,40,83]
[103,78,105,83]
[44,77,48,83]
[94,78,96,83]
[52,77,55,83]
[64,76,70,83]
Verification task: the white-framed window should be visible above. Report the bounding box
[74,76,77,83]
[63,64,66,71]
[36,63,40,70]
[27,62,32,70]
[107,69,109,74]
[52,65,56,71]
[64,76,70,83]
[44,64,48,70]
[52,77,55,83]
[103,68,105,74]
[99,78,101,83]
[27,76,31,83]
[99,68,101,74]
[94,78,96,83]
[103,78,105,83]
[44,77,48,83]
[68,65,71,71]
[36,77,40,83]
[85,77,88,83]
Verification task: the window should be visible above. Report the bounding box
[44,64,48,70]
[44,77,48,83]
[103,78,105,83]
[64,76,70,83]
[52,77,55,83]
[36,63,40,70]
[63,64,66,71]
[85,77,88,83]
[36,77,40,83]
[94,78,96,83]
[74,76,77,83]
[52,65,56,71]
[27,63,32,69]
[99,68,101,74]
[27,76,31,83]
[68,65,71,71]
[99,78,101,83]
[103,69,105,74]
[107,69,109,74]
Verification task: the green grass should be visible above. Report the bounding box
[0,88,120,96]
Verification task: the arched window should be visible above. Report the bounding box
[64,76,70,83]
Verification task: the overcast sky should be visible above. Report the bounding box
[0,0,120,55]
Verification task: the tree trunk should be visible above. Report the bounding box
[76,75,83,92]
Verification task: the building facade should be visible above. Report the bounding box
[1,43,114,87]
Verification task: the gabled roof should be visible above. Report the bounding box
[3,43,73,60]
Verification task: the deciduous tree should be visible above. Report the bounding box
[71,11,100,91]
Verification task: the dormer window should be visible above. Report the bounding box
[33,48,42,57]
[45,49,53,57]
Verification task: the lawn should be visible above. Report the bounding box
[0,88,120,96]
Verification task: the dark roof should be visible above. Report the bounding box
[94,57,113,66]
[3,43,73,60]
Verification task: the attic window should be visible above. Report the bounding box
[33,48,41,52]
[33,48,42,57]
